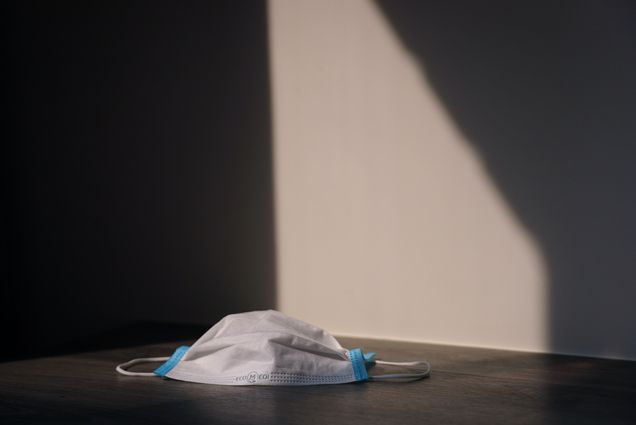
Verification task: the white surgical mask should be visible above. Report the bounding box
[116,310,430,385]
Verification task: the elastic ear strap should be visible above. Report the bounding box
[115,357,170,376]
[368,359,431,382]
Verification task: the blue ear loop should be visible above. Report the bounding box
[348,348,377,381]
[154,346,190,377]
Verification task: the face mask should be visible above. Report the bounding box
[116,310,430,385]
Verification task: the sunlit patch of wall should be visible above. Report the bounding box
[268,0,547,353]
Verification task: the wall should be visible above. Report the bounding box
[269,0,636,359]
[5,0,276,359]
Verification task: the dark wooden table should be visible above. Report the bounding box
[1,335,635,424]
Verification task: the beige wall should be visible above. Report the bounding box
[268,0,548,353]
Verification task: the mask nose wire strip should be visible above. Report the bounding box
[368,359,431,381]
[115,357,170,376]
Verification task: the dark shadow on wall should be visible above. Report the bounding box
[4,0,276,360]
[374,0,636,358]
[0,322,210,362]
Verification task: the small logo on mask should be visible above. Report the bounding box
[236,372,270,383]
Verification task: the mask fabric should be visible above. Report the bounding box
[116,310,430,386]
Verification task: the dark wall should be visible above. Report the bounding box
[375,0,636,358]
[5,0,276,358]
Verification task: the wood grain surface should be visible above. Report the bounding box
[1,334,635,424]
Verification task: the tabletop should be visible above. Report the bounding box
[1,333,635,424]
